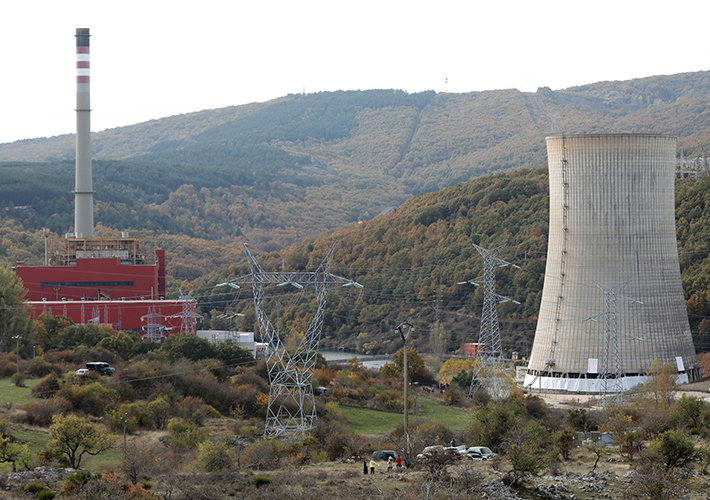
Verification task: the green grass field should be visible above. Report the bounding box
[339,395,471,435]
[0,377,41,407]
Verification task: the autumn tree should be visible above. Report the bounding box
[43,414,117,468]
[380,346,427,381]
[639,359,677,408]
[600,411,644,462]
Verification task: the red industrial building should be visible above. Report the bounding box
[14,28,197,340]
[15,236,195,339]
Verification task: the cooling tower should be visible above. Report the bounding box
[74,28,94,237]
[524,134,699,392]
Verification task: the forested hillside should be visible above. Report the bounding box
[3,73,710,357]
[3,74,710,260]
[182,166,710,360]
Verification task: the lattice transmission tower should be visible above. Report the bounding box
[167,290,203,334]
[226,243,362,439]
[584,281,643,406]
[459,243,520,400]
[141,305,167,342]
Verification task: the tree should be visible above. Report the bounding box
[0,437,32,472]
[0,266,30,353]
[648,430,696,469]
[380,347,426,381]
[600,412,644,462]
[160,333,215,363]
[503,421,549,486]
[639,359,677,408]
[43,414,117,469]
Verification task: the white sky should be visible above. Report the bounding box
[1,0,708,144]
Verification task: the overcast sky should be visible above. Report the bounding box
[1,0,707,144]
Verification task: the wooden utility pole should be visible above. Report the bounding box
[396,320,414,466]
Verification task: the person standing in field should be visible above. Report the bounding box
[369,458,378,475]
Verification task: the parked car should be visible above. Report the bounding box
[452,445,467,454]
[86,362,115,376]
[416,445,444,460]
[74,368,89,376]
[372,450,398,461]
[443,447,462,460]
[466,446,496,461]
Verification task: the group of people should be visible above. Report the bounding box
[363,456,403,475]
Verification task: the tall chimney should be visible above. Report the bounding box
[74,28,94,237]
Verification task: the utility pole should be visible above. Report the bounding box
[12,336,21,373]
[396,320,414,466]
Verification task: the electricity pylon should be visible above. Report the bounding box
[459,243,520,400]
[584,281,643,406]
[226,243,362,438]
[167,290,203,334]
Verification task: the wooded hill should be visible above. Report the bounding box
[190,166,710,359]
[3,72,710,357]
[2,72,710,264]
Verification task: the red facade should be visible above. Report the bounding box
[14,248,193,335]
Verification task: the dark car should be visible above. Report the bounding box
[372,450,398,461]
[86,362,115,376]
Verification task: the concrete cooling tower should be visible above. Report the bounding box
[524,134,699,392]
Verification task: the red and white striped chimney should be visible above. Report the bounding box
[74,28,94,238]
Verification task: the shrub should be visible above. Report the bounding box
[176,396,220,426]
[26,358,57,378]
[648,429,696,469]
[253,477,272,488]
[22,397,73,426]
[10,372,25,387]
[24,483,45,493]
[242,440,281,470]
[196,440,235,472]
[167,419,207,449]
[37,490,56,500]
[58,382,116,416]
[30,373,62,399]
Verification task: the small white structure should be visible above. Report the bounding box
[196,330,269,358]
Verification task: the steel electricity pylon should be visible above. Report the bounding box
[584,281,643,406]
[226,243,362,439]
[167,290,203,334]
[459,243,520,400]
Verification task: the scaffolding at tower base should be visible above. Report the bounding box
[226,243,362,439]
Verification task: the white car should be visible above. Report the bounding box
[75,369,89,376]
[466,446,496,461]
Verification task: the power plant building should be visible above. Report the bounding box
[525,134,700,392]
[14,28,196,338]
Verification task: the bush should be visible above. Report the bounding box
[167,419,207,449]
[37,490,56,500]
[176,396,220,426]
[10,372,25,387]
[196,440,235,472]
[648,429,696,469]
[22,397,72,426]
[253,477,272,488]
[24,483,45,493]
[58,382,116,416]
[30,373,62,399]
[26,358,58,378]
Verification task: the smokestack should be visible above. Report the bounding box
[74,28,94,237]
